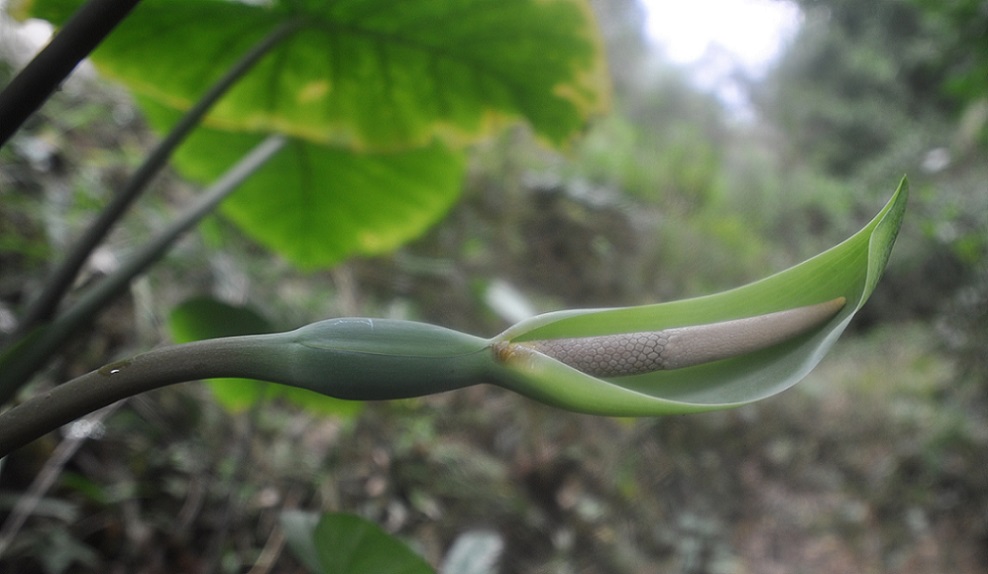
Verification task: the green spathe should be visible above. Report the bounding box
[488,179,908,414]
[236,180,906,414]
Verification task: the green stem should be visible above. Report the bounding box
[0,135,287,404]
[13,19,302,341]
[0,334,291,457]
[0,319,495,457]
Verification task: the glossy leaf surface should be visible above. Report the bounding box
[20,0,608,149]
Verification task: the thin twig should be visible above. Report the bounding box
[248,488,305,574]
[0,135,287,404]
[205,393,267,574]
[0,402,123,557]
[13,19,302,339]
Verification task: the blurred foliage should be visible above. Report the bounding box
[909,0,988,137]
[755,0,987,386]
[761,0,987,178]
[1,0,986,573]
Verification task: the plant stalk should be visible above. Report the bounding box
[0,334,292,457]
[0,317,496,456]
[0,0,142,147]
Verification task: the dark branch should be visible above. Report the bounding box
[0,0,142,147]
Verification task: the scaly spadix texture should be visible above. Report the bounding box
[510,297,846,377]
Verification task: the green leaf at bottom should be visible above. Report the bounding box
[281,511,435,574]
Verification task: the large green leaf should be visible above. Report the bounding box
[488,179,909,415]
[168,297,363,416]
[140,99,464,269]
[281,511,435,574]
[20,0,609,150]
[17,0,606,269]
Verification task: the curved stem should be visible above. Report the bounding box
[0,334,290,458]
[0,135,287,404]
[0,318,497,457]
[12,19,302,340]
[0,315,498,457]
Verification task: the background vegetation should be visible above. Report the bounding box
[1,0,985,572]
